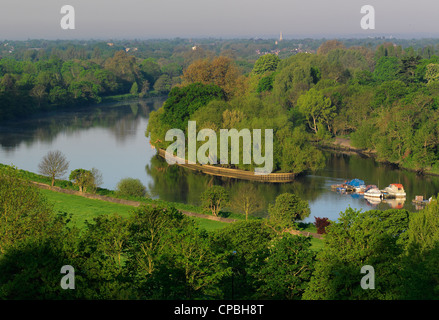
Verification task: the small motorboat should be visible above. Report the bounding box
[364,187,382,198]
[382,184,406,198]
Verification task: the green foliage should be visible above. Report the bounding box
[252,54,280,75]
[229,184,264,220]
[69,168,102,193]
[0,49,171,121]
[255,234,315,299]
[373,56,400,82]
[268,193,310,229]
[4,158,439,299]
[0,166,64,254]
[160,82,225,130]
[210,220,276,299]
[116,178,147,198]
[0,235,82,299]
[124,205,227,299]
[402,198,439,299]
[129,82,139,95]
[424,63,439,83]
[256,73,275,93]
[303,207,410,300]
[350,123,376,150]
[297,88,335,134]
[200,185,229,216]
[275,126,325,173]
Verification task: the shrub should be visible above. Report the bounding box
[116,178,147,198]
[314,217,331,234]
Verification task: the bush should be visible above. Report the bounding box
[314,217,331,234]
[116,178,147,198]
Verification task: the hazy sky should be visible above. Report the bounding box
[1,0,438,40]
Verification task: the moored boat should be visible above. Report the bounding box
[381,183,406,198]
[364,187,382,198]
[345,178,366,193]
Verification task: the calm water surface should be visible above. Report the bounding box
[2,97,439,223]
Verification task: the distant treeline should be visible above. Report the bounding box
[0,50,183,121]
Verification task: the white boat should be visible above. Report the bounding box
[364,187,382,198]
[382,184,406,198]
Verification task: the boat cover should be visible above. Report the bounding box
[346,179,365,187]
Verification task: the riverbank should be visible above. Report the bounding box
[315,137,376,157]
[317,136,439,177]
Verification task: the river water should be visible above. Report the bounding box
[1,97,439,223]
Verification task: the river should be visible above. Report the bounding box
[1,97,439,223]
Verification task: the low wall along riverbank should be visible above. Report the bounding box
[156,148,296,183]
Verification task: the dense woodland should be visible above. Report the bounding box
[145,38,439,175]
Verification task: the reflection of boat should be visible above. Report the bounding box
[383,198,405,209]
[412,196,432,210]
[381,184,406,198]
[365,197,382,206]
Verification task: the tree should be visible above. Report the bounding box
[167,225,230,298]
[230,184,264,220]
[200,185,229,217]
[116,178,147,197]
[0,236,82,299]
[104,50,140,91]
[153,74,172,93]
[69,168,102,193]
[160,82,225,130]
[268,193,310,229]
[401,198,439,299]
[256,234,315,299]
[181,56,242,98]
[256,73,275,93]
[0,165,64,254]
[140,58,162,86]
[317,40,346,55]
[303,208,410,300]
[297,88,335,134]
[424,63,439,83]
[210,220,276,299]
[130,82,139,95]
[373,56,400,82]
[38,150,69,187]
[124,205,193,298]
[398,56,421,84]
[252,54,280,75]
